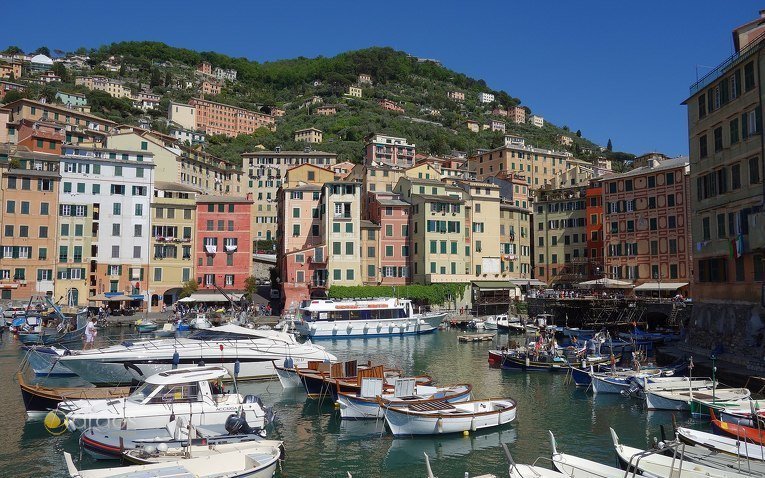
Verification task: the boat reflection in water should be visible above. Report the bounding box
[385,427,518,467]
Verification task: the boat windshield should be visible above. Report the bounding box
[127,383,162,403]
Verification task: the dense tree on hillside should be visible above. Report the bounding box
[2,46,23,55]
[1,90,24,104]
[52,62,68,82]
[32,46,51,57]
[607,138,613,151]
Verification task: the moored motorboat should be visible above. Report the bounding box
[550,430,625,478]
[337,379,472,419]
[611,427,751,478]
[64,440,282,478]
[122,438,283,466]
[55,324,336,385]
[379,397,517,436]
[483,316,498,330]
[16,371,131,419]
[22,345,76,377]
[295,298,445,339]
[677,426,765,462]
[135,319,159,334]
[60,366,271,432]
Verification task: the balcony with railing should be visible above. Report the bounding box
[689,30,765,96]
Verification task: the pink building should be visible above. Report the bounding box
[492,108,508,117]
[378,98,404,113]
[277,183,327,307]
[366,192,411,284]
[507,106,526,124]
[195,195,254,291]
[363,134,416,168]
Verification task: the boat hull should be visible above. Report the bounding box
[23,346,76,376]
[295,313,446,339]
[338,387,471,419]
[383,401,516,436]
[569,367,592,387]
[644,390,689,411]
[591,375,631,395]
[501,356,568,372]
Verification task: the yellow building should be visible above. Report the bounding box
[148,182,199,306]
[394,177,468,283]
[75,76,132,98]
[283,163,337,188]
[294,127,323,144]
[323,181,363,286]
[347,86,362,98]
[454,180,501,276]
[499,202,532,277]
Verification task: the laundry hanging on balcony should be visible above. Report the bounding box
[225,245,238,253]
[205,245,217,254]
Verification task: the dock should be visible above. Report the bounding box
[458,333,496,343]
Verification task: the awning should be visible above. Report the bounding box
[575,278,634,289]
[634,282,689,291]
[472,280,517,291]
[89,293,137,302]
[177,293,243,303]
[510,279,547,287]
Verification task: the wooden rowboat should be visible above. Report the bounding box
[16,371,132,418]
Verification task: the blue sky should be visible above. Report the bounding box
[2,1,762,155]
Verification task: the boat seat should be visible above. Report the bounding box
[408,401,455,412]
[245,452,274,465]
[105,466,194,478]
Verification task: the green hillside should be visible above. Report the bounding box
[3,42,633,167]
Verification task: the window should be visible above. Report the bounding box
[40,202,49,215]
[430,240,437,254]
[730,118,740,144]
[367,247,375,258]
[402,224,409,237]
[134,225,142,237]
[386,245,394,257]
[113,203,121,215]
[135,204,143,216]
[698,94,706,119]
[385,224,393,236]
[292,224,300,236]
[702,216,711,240]
[3,225,12,237]
[714,127,723,152]
[669,238,678,254]
[154,268,162,282]
[732,163,741,189]
[112,223,120,236]
[20,201,29,214]
[332,242,341,255]
[717,213,726,238]
[699,135,707,158]
[111,245,120,258]
[751,157,761,184]
[133,246,141,259]
[114,166,122,176]
[667,194,675,207]
[345,242,353,255]
[668,216,676,229]
[346,269,354,281]
[292,207,300,218]
[92,184,101,194]
[345,223,353,233]
[39,226,48,238]
[59,246,68,262]
[5,201,14,214]
[754,254,764,281]
[73,246,82,262]
[745,61,755,91]
[736,257,745,282]
[402,245,409,256]
[648,197,656,209]
[647,176,656,188]
[649,218,657,230]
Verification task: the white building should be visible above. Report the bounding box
[213,67,237,82]
[529,114,544,128]
[59,145,155,303]
[478,92,495,103]
[170,127,206,145]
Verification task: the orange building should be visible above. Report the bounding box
[0,163,60,301]
[0,59,22,79]
[585,179,604,277]
[16,119,64,155]
[189,97,275,137]
[201,79,221,96]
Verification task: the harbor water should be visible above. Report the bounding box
[0,328,705,478]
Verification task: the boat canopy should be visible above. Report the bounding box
[145,366,229,385]
[177,293,243,303]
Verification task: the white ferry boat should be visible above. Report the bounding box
[295,298,446,339]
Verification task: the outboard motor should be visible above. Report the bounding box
[225,412,266,436]
[243,395,276,425]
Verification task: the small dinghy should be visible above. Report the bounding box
[154,323,176,337]
[337,378,471,419]
[64,440,282,478]
[550,430,625,478]
[710,410,765,445]
[379,397,516,436]
[135,319,159,334]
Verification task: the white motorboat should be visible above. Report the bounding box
[590,368,661,395]
[550,430,625,478]
[380,397,516,436]
[646,383,749,412]
[337,378,472,419]
[677,426,765,462]
[60,366,271,432]
[509,463,566,478]
[294,298,446,339]
[64,440,281,478]
[123,439,283,465]
[190,313,212,329]
[23,346,76,376]
[611,427,751,478]
[483,316,498,330]
[55,324,336,385]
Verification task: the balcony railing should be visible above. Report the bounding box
[690,30,765,95]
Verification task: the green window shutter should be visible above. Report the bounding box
[140,268,144,281]
[118,265,123,275]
